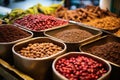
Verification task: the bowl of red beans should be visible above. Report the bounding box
[52,52,111,80]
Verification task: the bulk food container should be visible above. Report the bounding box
[12,37,66,80]
[44,24,102,51]
[52,52,111,80]
[0,24,33,64]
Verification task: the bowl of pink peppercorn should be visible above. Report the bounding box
[52,52,111,80]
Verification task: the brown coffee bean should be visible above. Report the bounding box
[87,41,120,65]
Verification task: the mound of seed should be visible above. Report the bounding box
[54,29,93,43]
[18,43,62,58]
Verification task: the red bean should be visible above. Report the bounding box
[15,14,68,31]
[55,55,107,80]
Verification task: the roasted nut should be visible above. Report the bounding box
[18,42,62,58]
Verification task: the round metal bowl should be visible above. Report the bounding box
[0,24,33,63]
[12,37,67,80]
[52,52,111,80]
[44,24,102,51]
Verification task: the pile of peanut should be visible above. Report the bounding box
[52,5,116,22]
[18,43,62,58]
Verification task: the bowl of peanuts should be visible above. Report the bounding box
[52,52,111,80]
[12,37,66,80]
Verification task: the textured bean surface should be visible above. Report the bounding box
[18,43,62,58]
[87,42,120,65]
[15,14,68,31]
[55,55,107,80]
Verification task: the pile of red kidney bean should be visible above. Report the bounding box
[14,14,68,31]
[55,55,107,80]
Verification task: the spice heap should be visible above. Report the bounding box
[15,14,68,31]
[86,42,120,65]
[54,29,93,43]
[0,25,30,42]
[55,54,107,80]
[84,16,120,30]
[18,43,62,58]
[114,29,120,37]
[52,5,116,22]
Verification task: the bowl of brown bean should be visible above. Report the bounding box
[52,52,111,80]
[44,24,102,51]
[12,37,66,80]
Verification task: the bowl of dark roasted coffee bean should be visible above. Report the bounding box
[0,24,33,62]
[80,35,120,67]
[12,37,66,80]
[52,52,111,80]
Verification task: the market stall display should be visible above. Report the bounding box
[50,5,120,37]
[3,4,120,37]
[0,1,120,80]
